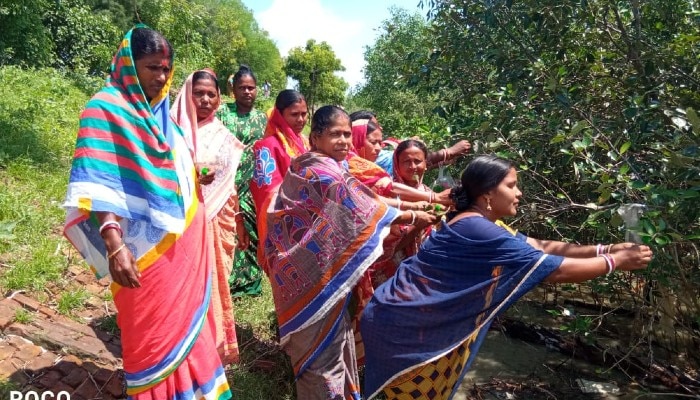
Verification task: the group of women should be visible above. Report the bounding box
[63,26,653,400]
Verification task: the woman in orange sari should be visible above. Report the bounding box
[250,89,308,271]
[171,69,244,365]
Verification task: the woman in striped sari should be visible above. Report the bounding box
[63,27,231,399]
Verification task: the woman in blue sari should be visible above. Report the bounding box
[361,155,653,400]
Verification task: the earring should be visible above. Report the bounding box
[486,198,492,211]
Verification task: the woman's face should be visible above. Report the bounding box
[233,75,257,109]
[281,100,308,134]
[397,145,427,185]
[135,53,172,101]
[487,168,522,218]
[313,115,352,162]
[191,77,219,121]
[361,128,383,162]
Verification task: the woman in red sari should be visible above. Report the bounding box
[250,89,308,271]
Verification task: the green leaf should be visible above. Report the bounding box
[686,108,700,136]
[619,141,632,155]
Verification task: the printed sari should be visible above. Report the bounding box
[63,27,231,400]
[217,102,268,296]
[264,152,398,399]
[361,217,563,400]
[171,70,244,365]
[250,108,309,272]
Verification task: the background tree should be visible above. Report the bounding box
[285,39,348,111]
[350,7,447,140]
[388,0,700,364]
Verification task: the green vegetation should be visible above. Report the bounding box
[229,279,295,399]
[0,66,89,292]
[13,308,34,324]
[350,0,699,362]
[57,288,89,316]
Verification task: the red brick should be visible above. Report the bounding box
[26,350,58,371]
[61,367,89,387]
[0,357,20,378]
[104,374,126,398]
[92,368,117,385]
[0,341,17,360]
[13,340,43,361]
[72,378,100,399]
[37,370,63,389]
[5,334,32,348]
[0,300,19,329]
[54,359,83,377]
[10,294,57,318]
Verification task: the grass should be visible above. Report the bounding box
[13,308,33,324]
[0,66,94,294]
[229,278,295,399]
[57,287,89,316]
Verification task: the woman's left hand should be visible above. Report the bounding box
[236,219,250,250]
[199,168,216,185]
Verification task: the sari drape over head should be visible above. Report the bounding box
[251,107,309,271]
[361,217,563,400]
[171,70,243,365]
[346,120,393,196]
[263,152,399,377]
[63,27,230,399]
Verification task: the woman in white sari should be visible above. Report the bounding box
[171,69,245,365]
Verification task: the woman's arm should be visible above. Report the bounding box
[545,244,652,283]
[527,237,598,258]
[96,211,140,288]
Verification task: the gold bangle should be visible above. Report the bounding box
[107,243,126,260]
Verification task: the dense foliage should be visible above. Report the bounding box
[353,0,700,359]
[1,0,287,91]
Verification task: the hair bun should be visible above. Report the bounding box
[450,185,471,212]
[238,64,251,72]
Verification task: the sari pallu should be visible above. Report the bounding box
[63,27,230,400]
[263,152,399,378]
[171,70,244,365]
[361,217,563,400]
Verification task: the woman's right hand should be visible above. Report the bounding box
[108,243,141,288]
[434,189,454,206]
[610,243,653,271]
[413,210,439,229]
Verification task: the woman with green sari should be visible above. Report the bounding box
[217,65,267,296]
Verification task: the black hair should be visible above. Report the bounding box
[131,27,173,64]
[310,105,348,137]
[449,155,515,217]
[192,70,218,87]
[395,139,428,159]
[275,89,306,113]
[349,110,376,122]
[365,120,380,136]
[228,64,257,87]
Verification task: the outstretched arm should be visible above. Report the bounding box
[544,243,652,283]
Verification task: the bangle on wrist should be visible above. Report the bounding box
[599,254,616,274]
[409,210,417,225]
[99,221,122,238]
[397,199,402,210]
[442,149,448,163]
[107,243,126,260]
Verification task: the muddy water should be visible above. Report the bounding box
[451,298,689,399]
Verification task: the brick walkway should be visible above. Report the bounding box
[0,266,125,399]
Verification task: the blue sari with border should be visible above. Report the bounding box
[361,216,563,400]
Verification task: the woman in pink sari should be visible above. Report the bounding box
[171,69,244,365]
[250,89,309,271]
